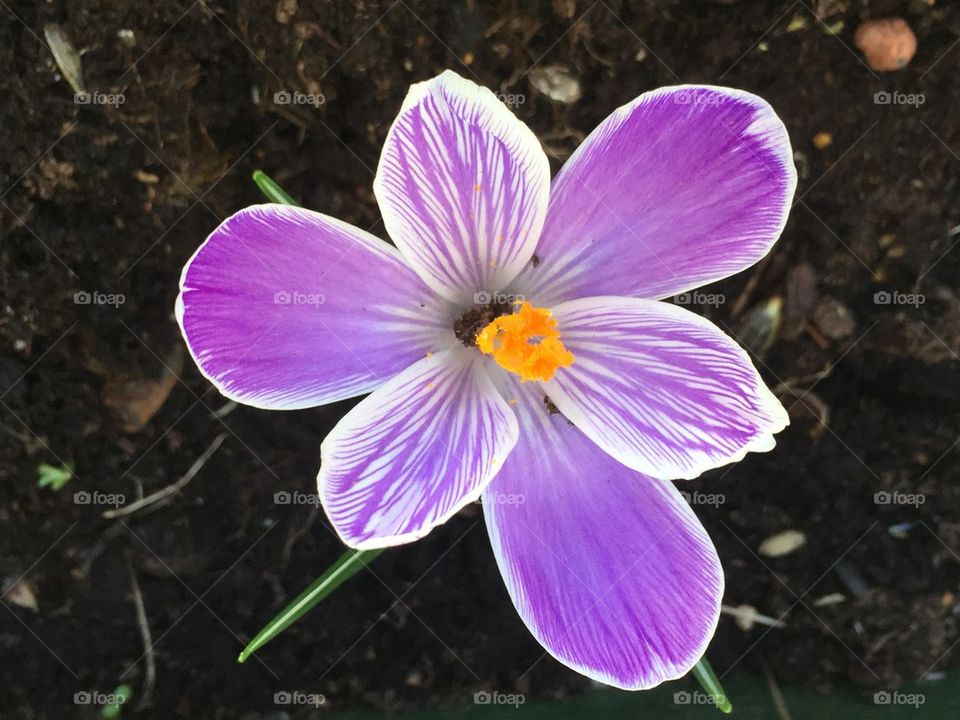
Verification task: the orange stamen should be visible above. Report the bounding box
[476,302,574,382]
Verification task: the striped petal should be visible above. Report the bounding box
[374,70,551,306]
[544,296,788,480]
[318,349,519,549]
[512,85,796,306]
[484,378,723,689]
[177,204,455,409]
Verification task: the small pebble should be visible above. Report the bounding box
[552,0,576,20]
[2,578,38,611]
[813,132,832,150]
[759,530,806,558]
[854,18,917,72]
[529,65,582,104]
[813,296,856,340]
[404,669,423,687]
[117,29,136,47]
[275,0,298,24]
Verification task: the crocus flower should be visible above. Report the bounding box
[177,70,795,689]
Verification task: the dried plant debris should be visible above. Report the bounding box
[44,23,85,94]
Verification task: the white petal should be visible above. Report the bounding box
[544,296,789,480]
[375,70,551,305]
[318,348,519,549]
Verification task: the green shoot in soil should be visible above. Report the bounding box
[101,684,132,719]
[37,462,74,491]
[252,170,299,206]
[238,548,381,663]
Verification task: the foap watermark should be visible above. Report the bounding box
[873,90,924,107]
[874,290,924,307]
[673,90,728,106]
[274,490,320,506]
[674,690,728,707]
[680,490,725,508]
[274,690,326,707]
[74,691,127,707]
[477,491,525,506]
[494,92,526,108]
[474,291,524,305]
[473,690,525,708]
[874,490,925,507]
[874,690,925,708]
[274,290,325,307]
[74,490,125,507]
[274,90,325,108]
[673,291,725,308]
[74,90,125,107]
[74,290,125,307]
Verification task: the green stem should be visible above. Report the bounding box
[692,656,733,713]
[238,548,381,663]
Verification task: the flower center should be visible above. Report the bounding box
[476,302,574,382]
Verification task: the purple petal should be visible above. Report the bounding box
[544,296,788,480]
[319,349,519,549]
[374,70,551,305]
[177,204,454,409]
[512,85,796,306]
[484,379,723,689]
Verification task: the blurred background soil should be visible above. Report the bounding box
[2,0,960,717]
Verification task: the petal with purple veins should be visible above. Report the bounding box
[483,378,723,690]
[375,70,551,306]
[319,349,519,549]
[177,204,455,410]
[512,85,796,305]
[544,296,788,480]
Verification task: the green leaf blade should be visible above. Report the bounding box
[238,548,381,663]
[252,170,299,206]
[692,656,733,713]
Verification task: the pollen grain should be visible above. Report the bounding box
[476,302,574,382]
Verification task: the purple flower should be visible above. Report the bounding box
[177,71,795,689]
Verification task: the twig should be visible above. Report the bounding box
[103,433,226,519]
[127,559,156,711]
[721,604,787,629]
[762,661,794,720]
[281,505,319,565]
[772,366,834,394]
[211,400,237,419]
[731,254,773,318]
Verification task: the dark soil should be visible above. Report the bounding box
[3,0,960,717]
